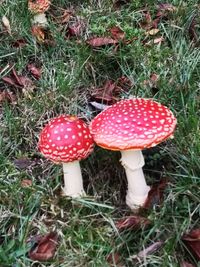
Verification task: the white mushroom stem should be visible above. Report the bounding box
[120,150,150,209]
[62,160,85,197]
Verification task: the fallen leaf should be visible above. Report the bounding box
[14,158,34,169]
[146,28,160,36]
[1,68,36,99]
[21,179,32,187]
[153,36,164,44]
[109,26,125,40]
[158,3,176,12]
[107,252,123,266]
[27,64,41,80]
[0,90,17,104]
[59,10,73,24]
[31,25,55,46]
[139,11,152,30]
[150,73,159,83]
[116,215,150,231]
[143,73,159,90]
[86,37,118,47]
[28,232,58,261]
[31,25,45,43]
[91,80,116,104]
[180,261,196,267]
[182,229,200,260]
[143,179,168,209]
[188,16,199,45]
[137,241,164,258]
[113,0,130,9]
[116,76,133,92]
[67,20,86,37]
[89,101,109,110]
[2,15,11,35]
[12,38,28,48]
[90,76,132,105]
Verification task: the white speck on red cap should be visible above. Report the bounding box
[39,115,94,162]
[89,98,177,150]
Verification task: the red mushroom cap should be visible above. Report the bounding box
[28,0,50,14]
[89,98,177,150]
[39,115,94,162]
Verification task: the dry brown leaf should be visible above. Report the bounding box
[27,64,42,80]
[139,11,152,30]
[182,229,200,260]
[116,215,150,231]
[1,68,36,99]
[117,76,133,91]
[90,76,132,105]
[113,0,130,9]
[150,73,159,83]
[53,9,73,24]
[2,15,11,35]
[180,261,196,267]
[109,26,125,40]
[67,20,86,37]
[143,179,168,209]
[146,28,160,36]
[86,37,118,47]
[21,179,33,187]
[188,16,199,45]
[107,252,123,266]
[153,36,164,44]
[137,241,164,258]
[31,25,45,43]
[12,38,28,48]
[91,80,116,104]
[28,232,58,261]
[158,3,176,12]
[89,101,109,110]
[0,90,17,104]
[14,158,34,169]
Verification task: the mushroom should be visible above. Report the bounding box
[28,0,50,26]
[89,98,177,209]
[39,115,94,197]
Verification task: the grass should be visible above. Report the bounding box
[0,0,200,266]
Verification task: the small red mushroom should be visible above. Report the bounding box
[39,115,94,197]
[28,0,50,26]
[89,98,177,209]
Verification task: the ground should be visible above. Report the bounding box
[0,0,200,266]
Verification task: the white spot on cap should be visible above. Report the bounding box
[64,135,68,139]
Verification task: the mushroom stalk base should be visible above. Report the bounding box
[120,150,150,209]
[62,161,85,197]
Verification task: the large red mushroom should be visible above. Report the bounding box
[39,115,94,197]
[89,98,177,209]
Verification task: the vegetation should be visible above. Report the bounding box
[0,0,199,266]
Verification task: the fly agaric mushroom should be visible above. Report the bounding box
[89,98,177,209]
[39,115,94,197]
[28,0,50,26]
